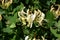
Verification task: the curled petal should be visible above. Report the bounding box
[50,4,60,18]
[35,9,45,25]
[0,0,12,9]
[25,36,29,40]
[0,14,2,21]
[18,9,45,28]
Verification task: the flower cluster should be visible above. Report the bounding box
[50,4,60,18]
[0,0,12,9]
[18,8,45,28]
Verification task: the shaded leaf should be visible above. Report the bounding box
[8,12,17,24]
[55,20,60,28]
[46,11,55,27]
[50,27,60,38]
[25,0,29,4]
[3,27,13,34]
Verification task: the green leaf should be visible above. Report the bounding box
[25,0,29,4]
[3,27,13,34]
[11,35,16,40]
[13,3,24,14]
[51,0,56,3]
[55,20,60,28]
[8,12,17,24]
[10,23,16,28]
[13,0,19,3]
[50,27,60,38]
[46,11,55,27]
[0,21,2,29]
[46,1,50,6]
[23,28,29,35]
[46,11,55,20]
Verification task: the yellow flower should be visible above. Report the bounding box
[18,9,45,28]
[33,38,36,40]
[0,14,2,21]
[50,4,60,18]
[34,9,45,26]
[26,9,36,28]
[18,9,26,25]
[0,0,12,9]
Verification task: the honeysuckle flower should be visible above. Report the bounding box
[26,9,36,28]
[0,14,2,21]
[33,38,36,40]
[25,36,29,40]
[34,9,45,25]
[50,4,60,18]
[18,10,26,25]
[41,36,45,40]
[18,8,45,28]
[0,0,12,9]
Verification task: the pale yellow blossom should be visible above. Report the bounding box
[0,14,2,21]
[18,9,45,28]
[25,36,29,40]
[0,0,12,9]
[33,38,36,40]
[26,9,36,28]
[41,36,45,40]
[34,9,45,26]
[18,9,26,25]
[50,4,60,18]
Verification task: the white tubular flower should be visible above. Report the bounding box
[33,38,36,40]
[27,14,33,28]
[41,36,45,40]
[27,9,30,16]
[18,9,27,25]
[55,7,60,18]
[34,9,45,26]
[18,7,26,17]
[38,11,45,25]
[26,9,36,28]
[0,14,2,21]
[50,4,60,18]
[50,5,55,12]
[18,9,45,28]
[27,14,36,28]
[38,9,45,25]
[25,36,29,40]
[0,0,12,9]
